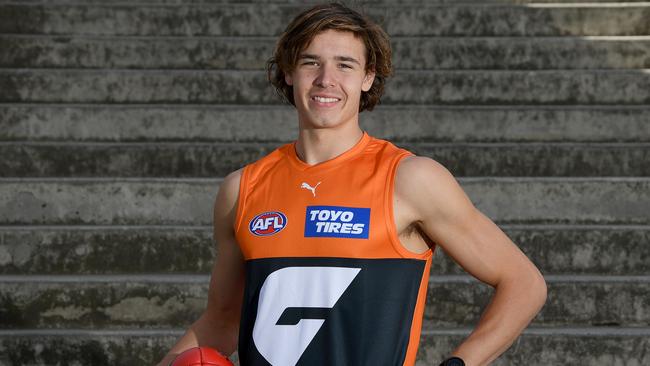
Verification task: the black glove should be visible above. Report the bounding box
[439,357,465,366]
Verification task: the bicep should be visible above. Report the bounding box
[399,157,537,287]
[205,170,246,319]
[425,206,529,287]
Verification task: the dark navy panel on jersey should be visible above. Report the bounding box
[238,257,427,366]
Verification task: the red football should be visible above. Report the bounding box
[170,347,234,366]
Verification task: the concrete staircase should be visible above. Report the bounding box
[0,0,649,365]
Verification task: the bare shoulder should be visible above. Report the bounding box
[221,168,243,197]
[395,155,476,225]
[214,168,244,228]
[395,155,454,186]
[216,169,243,206]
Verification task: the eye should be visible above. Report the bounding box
[339,64,352,69]
[302,61,319,66]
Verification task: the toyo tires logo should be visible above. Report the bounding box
[249,211,287,236]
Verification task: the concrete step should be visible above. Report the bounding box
[421,328,650,366]
[1,178,648,225]
[1,275,648,328]
[2,142,649,177]
[4,0,650,4]
[2,225,647,275]
[3,104,649,143]
[427,275,650,328]
[0,328,648,366]
[1,3,649,36]
[1,69,649,104]
[2,35,649,70]
[0,226,215,275]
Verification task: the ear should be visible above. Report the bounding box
[361,70,376,92]
[285,72,293,86]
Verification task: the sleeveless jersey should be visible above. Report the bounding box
[234,132,434,366]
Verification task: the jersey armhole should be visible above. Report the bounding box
[384,152,434,260]
[233,165,250,234]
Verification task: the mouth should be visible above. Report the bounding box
[311,95,341,107]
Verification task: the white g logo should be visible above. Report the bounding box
[252,266,361,366]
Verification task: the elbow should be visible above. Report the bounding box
[503,265,547,311]
[536,273,548,309]
[529,269,548,311]
[520,259,548,310]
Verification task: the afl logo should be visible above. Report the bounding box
[249,211,287,236]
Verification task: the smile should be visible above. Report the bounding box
[311,96,341,103]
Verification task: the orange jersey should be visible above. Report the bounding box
[234,132,434,366]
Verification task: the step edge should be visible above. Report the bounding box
[2,102,650,110]
[1,223,648,231]
[1,274,648,283]
[1,327,649,337]
[2,177,650,183]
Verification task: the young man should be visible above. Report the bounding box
[158,3,547,366]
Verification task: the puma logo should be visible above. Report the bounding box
[300,182,321,197]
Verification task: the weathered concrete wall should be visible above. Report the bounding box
[1,1,649,365]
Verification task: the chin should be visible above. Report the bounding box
[298,111,339,128]
[306,119,341,129]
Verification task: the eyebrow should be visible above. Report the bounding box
[299,53,361,66]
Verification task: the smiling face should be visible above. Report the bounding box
[285,29,376,130]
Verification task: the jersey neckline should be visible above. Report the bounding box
[286,131,372,172]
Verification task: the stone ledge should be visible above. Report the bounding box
[3,105,649,143]
[2,142,649,177]
[1,225,648,275]
[0,277,648,328]
[1,4,649,36]
[2,69,649,104]
[0,328,648,366]
[1,178,649,225]
[1,36,649,70]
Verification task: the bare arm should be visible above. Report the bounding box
[395,157,547,366]
[157,170,246,366]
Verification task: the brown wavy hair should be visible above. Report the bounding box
[267,2,393,112]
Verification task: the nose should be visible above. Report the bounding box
[314,63,336,88]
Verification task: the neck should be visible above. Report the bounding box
[294,124,364,166]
